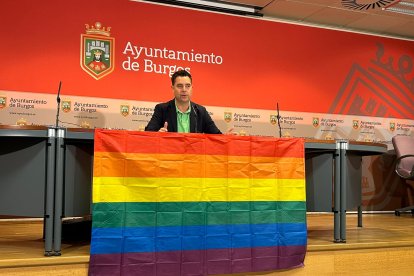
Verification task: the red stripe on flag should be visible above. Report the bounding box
[94,130,304,158]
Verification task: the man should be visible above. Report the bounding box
[145,70,225,134]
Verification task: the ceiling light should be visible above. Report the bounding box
[399,1,414,7]
[131,0,262,17]
[383,1,414,16]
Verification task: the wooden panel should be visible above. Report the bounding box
[1,213,414,274]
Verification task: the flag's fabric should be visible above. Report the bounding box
[89,130,307,275]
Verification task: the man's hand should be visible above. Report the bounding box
[159,122,168,132]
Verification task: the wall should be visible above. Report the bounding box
[0,0,413,210]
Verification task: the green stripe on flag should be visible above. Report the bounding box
[92,201,306,228]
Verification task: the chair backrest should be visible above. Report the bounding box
[392,135,414,179]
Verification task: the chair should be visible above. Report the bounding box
[392,135,414,216]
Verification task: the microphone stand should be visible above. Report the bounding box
[277,103,282,138]
[55,81,62,128]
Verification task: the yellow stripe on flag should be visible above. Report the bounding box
[92,177,306,202]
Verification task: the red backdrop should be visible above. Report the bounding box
[1,0,413,118]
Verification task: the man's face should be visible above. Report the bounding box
[172,76,192,104]
[94,53,101,61]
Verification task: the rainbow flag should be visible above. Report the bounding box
[89,130,307,275]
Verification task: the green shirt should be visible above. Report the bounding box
[176,102,191,133]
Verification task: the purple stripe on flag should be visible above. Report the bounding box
[89,245,306,275]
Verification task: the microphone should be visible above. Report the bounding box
[276,102,282,138]
[192,104,198,133]
[55,81,62,128]
[57,120,84,128]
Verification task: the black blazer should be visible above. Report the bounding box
[145,99,222,134]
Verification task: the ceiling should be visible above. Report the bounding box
[223,0,414,40]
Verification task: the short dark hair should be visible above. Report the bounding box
[171,70,192,85]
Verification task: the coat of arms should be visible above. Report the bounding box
[389,122,395,132]
[270,115,278,125]
[0,96,6,109]
[224,112,232,123]
[352,120,359,130]
[61,100,71,113]
[312,117,319,128]
[81,22,115,80]
[120,105,130,117]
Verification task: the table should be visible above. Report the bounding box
[0,125,56,255]
[342,140,388,242]
[53,128,94,255]
[305,139,387,242]
[0,127,388,254]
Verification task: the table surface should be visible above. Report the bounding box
[0,126,390,150]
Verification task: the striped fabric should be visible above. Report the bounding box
[89,130,307,275]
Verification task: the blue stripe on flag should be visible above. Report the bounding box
[90,223,307,254]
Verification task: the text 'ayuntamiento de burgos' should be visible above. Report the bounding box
[121,42,224,76]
